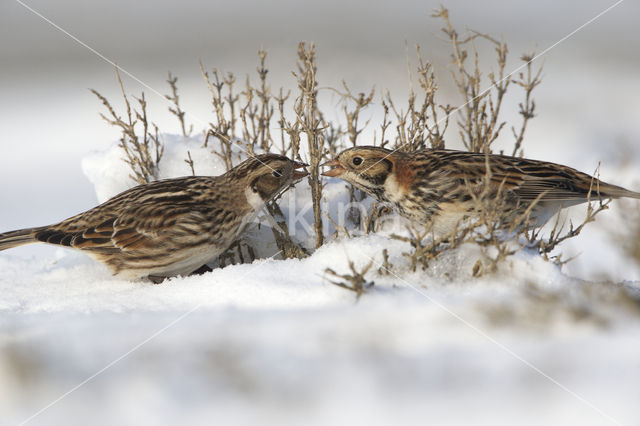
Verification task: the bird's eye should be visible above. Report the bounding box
[352,157,363,166]
[272,169,283,178]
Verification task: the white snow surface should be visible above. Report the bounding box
[2,136,640,426]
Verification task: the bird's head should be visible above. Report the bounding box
[231,154,308,203]
[321,146,401,198]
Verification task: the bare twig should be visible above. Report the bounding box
[325,260,374,300]
[166,72,193,137]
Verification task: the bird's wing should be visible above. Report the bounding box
[436,151,618,202]
[490,157,626,202]
[35,216,118,251]
[109,203,211,252]
[510,174,593,201]
[106,177,245,254]
[39,177,220,253]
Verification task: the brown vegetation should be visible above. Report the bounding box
[91,7,612,292]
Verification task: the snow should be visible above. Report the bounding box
[4,5,640,421]
[2,136,640,425]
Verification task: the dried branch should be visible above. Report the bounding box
[325,260,374,300]
[294,42,325,248]
[91,66,164,184]
[166,72,193,137]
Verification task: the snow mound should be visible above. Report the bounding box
[2,135,640,425]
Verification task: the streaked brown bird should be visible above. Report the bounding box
[0,154,308,281]
[322,146,640,233]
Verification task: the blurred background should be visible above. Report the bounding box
[2,2,640,425]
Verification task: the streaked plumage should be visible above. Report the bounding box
[322,146,640,233]
[0,154,308,281]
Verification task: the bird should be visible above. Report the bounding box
[322,146,640,234]
[0,154,308,282]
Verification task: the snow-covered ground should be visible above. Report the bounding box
[3,1,640,425]
[2,135,640,426]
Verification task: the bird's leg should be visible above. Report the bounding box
[147,275,167,284]
[190,264,213,275]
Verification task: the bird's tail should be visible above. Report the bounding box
[598,182,640,200]
[619,189,640,200]
[0,227,43,251]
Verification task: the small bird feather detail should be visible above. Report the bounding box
[0,154,308,281]
[322,146,640,233]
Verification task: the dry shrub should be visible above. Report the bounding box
[325,260,375,300]
[482,279,640,329]
[91,7,609,285]
[91,67,164,185]
[369,7,610,279]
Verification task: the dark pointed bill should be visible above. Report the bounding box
[292,161,309,179]
[320,159,345,177]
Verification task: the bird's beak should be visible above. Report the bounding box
[320,158,345,177]
[292,161,309,179]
